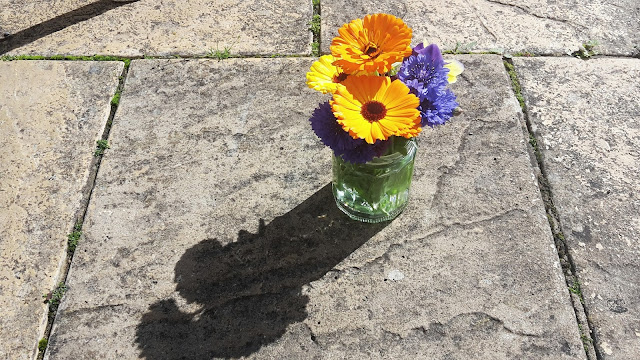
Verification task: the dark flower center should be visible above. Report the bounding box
[361,101,387,122]
[333,72,349,83]
[363,43,380,58]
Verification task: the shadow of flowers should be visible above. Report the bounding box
[135,184,388,359]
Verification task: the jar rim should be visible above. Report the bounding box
[365,137,417,167]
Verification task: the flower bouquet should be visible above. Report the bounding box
[306,13,463,223]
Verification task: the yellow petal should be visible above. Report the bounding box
[306,55,344,94]
[444,60,464,84]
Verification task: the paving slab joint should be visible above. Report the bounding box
[0,54,132,64]
[22,52,634,62]
[503,58,602,360]
[34,61,131,360]
[570,40,600,60]
[309,0,321,56]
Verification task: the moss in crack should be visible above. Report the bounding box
[67,222,82,254]
[0,55,131,66]
[530,136,545,166]
[572,40,599,59]
[528,133,537,149]
[110,74,125,108]
[206,43,233,61]
[110,91,121,107]
[94,139,110,156]
[568,279,585,304]
[578,324,593,353]
[503,61,526,112]
[106,61,130,134]
[512,51,535,57]
[1,55,46,61]
[38,338,48,352]
[37,337,48,358]
[309,14,321,34]
[505,60,545,167]
[309,0,321,56]
[311,42,320,56]
[43,282,67,314]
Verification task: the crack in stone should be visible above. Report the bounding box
[380,327,405,339]
[338,208,528,273]
[431,119,516,199]
[481,0,588,30]
[470,3,499,40]
[587,259,613,276]
[445,208,528,228]
[378,311,541,342]
[428,114,527,213]
[302,322,321,346]
[414,311,541,338]
[474,311,540,337]
[429,122,474,205]
[63,303,125,317]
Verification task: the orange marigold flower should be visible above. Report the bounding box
[330,76,421,144]
[331,13,413,74]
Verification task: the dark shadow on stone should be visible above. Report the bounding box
[135,184,388,359]
[0,0,141,55]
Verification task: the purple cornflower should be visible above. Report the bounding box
[398,43,458,127]
[309,101,389,164]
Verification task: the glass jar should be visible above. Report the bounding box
[332,138,417,223]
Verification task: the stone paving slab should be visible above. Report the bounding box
[0,0,312,56]
[46,56,585,359]
[514,57,640,360]
[0,60,123,360]
[321,0,640,56]
[0,0,94,35]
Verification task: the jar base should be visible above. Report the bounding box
[333,188,407,223]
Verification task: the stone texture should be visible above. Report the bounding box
[514,57,640,360]
[0,60,123,360]
[46,56,585,359]
[1,0,312,56]
[0,0,94,35]
[321,0,640,56]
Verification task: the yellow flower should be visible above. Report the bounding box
[331,13,413,74]
[306,55,351,94]
[331,76,421,144]
[444,59,465,83]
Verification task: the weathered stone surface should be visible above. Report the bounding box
[0,60,123,360]
[0,0,94,35]
[46,56,585,359]
[1,0,312,56]
[514,57,640,360]
[321,0,640,56]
